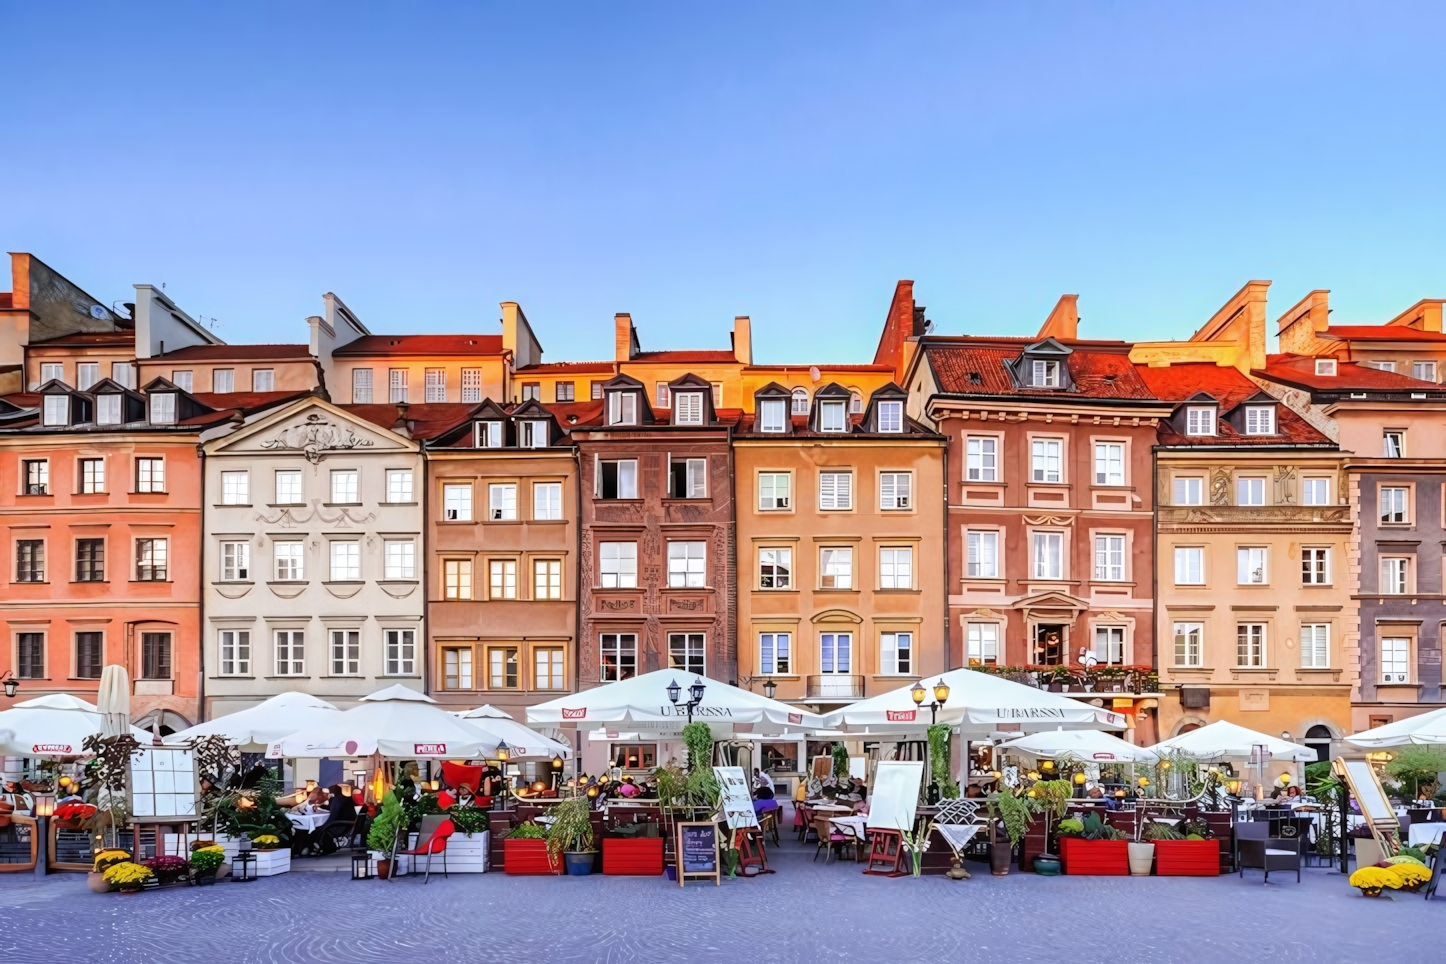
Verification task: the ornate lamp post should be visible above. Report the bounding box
[666,677,707,724]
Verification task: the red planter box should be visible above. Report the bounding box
[503,838,561,875]
[1154,839,1220,876]
[1060,837,1129,876]
[602,837,665,876]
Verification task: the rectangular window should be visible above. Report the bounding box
[219,629,250,676]
[879,547,912,589]
[965,436,997,482]
[591,381,605,400]
[1094,442,1124,485]
[1380,486,1409,523]
[599,542,638,588]
[136,458,164,493]
[425,368,447,402]
[880,631,912,675]
[443,559,473,600]
[534,559,562,599]
[1315,358,1337,376]
[489,483,517,520]
[1237,546,1267,584]
[389,369,408,403]
[1173,622,1203,667]
[275,630,305,676]
[212,368,234,393]
[275,469,302,504]
[352,367,373,403]
[1302,547,1329,585]
[1301,624,1329,669]
[758,398,786,433]
[668,633,706,675]
[966,530,998,578]
[533,481,562,520]
[475,421,502,448]
[521,383,540,402]
[43,395,69,426]
[820,400,847,432]
[461,368,481,403]
[554,381,574,402]
[1414,361,1437,382]
[760,633,791,674]
[1371,361,1398,372]
[671,392,703,423]
[16,540,44,582]
[759,548,792,589]
[670,458,707,498]
[1236,624,1266,667]
[274,542,304,581]
[519,420,548,448]
[1032,359,1061,387]
[667,541,706,588]
[23,459,49,495]
[607,392,638,426]
[80,458,105,494]
[386,629,416,676]
[599,459,639,499]
[75,632,103,679]
[1236,478,1266,506]
[877,400,904,433]
[967,623,999,665]
[16,632,44,678]
[136,538,168,581]
[820,547,853,589]
[1185,407,1215,436]
[1094,534,1125,581]
[96,394,121,425]
[443,647,474,690]
[1093,625,1125,665]
[252,369,275,392]
[1174,547,1204,585]
[1381,557,1409,595]
[1303,478,1330,506]
[330,469,359,504]
[535,647,565,689]
[386,468,413,503]
[75,538,105,582]
[653,381,670,408]
[820,633,852,673]
[1244,406,1275,435]
[489,559,518,599]
[600,633,637,682]
[77,362,99,390]
[880,472,911,509]
[40,362,64,383]
[221,470,249,505]
[1384,431,1405,458]
[443,483,473,521]
[819,471,852,510]
[330,541,361,580]
[1030,439,1063,483]
[1381,638,1411,683]
[710,382,722,407]
[1032,532,1063,580]
[330,629,361,676]
[384,540,415,579]
[758,472,791,510]
[171,370,192,392]
[614,744,657,769]
[221,541,250,580]
[141,632,171,680]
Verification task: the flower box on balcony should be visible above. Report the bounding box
[504,838,560,875]
[1153,839,1220,876]
[602,837,664,875]
[1060,837,1129,875]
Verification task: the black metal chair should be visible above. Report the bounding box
[1236,822,1301,883]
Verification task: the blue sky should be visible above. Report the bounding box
[5,3,1446,362]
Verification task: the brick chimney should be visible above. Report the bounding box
[732,315,752,365]
[615,313,638,361]
[1037,295,1079,341]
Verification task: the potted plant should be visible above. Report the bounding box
[251,834,282,852]
[188,845,225,884]
[447,805,492,872]
[102,860,154,894]
[1388,861,1431,893]
[91,848,132,893]
[1349,865,1401,897]
[1153,818,1219,875]
[1058,812,1129,875]
[1132,819,1178,875]
[986,787,1038,876]
[53,801,98,831]
[547,797,597,876]
[142,855,190,885]
[366,793,406,879]
[503,821,560,875]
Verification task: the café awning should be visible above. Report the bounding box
[997,727,1158,764]
[266,685,498,760]
[0,694,153,757]
[1149,720,1315,762]
[1344,706,1446,748]
[165,692,342,752]
[453,707,572,760]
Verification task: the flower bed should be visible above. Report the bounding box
[1153,839,1220,876]
[1060,837,1129,875]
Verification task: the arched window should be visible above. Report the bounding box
[849,389,863,413]
[791,388,809,415]
[1304,724,1333,762]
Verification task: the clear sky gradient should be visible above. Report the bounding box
[5,3,1445,363]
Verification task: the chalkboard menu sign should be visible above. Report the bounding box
[676,821,720,887]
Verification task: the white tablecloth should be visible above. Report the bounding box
[1408,823,1446,847]
[286,812,328,832]
[933,824,981,855]
[829,815,868,840]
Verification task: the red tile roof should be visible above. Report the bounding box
[156,344,311,362]
[629,350,739,364]
[1134,363,1332,447]
[922,339,1156,400]
[28,332,134,348]
[516,361,617,375]
[342,403,478,440]
[190,390,313,412]
[746,364,895,373]
[1254,353,1446,392]
[1323,325,1446,343]
[332,335,504,357]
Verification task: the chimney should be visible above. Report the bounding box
[392,401,411,438]
[733,315,752,365]
[1037,295,1079,341]
[614,313,638,361]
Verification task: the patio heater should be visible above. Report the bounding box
[666,677,708,724]
[32,792,55,878]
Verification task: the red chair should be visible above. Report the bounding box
[400,816,455,883]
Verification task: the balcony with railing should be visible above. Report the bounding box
[806,674,865,700]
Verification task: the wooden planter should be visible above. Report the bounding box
[503,838,561,876]
[1154,839,1220,876]
[1060,837,1129,875]
[602,837,664,876]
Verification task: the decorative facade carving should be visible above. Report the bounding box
[260,413,375,464]
[1210,467,1231,505]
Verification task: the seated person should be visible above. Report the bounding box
[313,784,361,854]
[453,783,476,808]
[752,768,775,800]
[1086,785,1119,811]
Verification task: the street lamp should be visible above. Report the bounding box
[666,677,707,724]
[550,754,564,790]
[1,672,17,699]
[762,679,777,700]
[496,741,512,810]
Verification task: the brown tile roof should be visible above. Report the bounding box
[1255,353,1446,393]
[1134,363,1332,447]
[332,335,504,357]
[1323,325,1446,343]
[629,350,739,364]
[342,403,478,440]
[155,344,310,362]
[515,361,617,375]
[735,412,938,438]
[745,364,895,373]
[190,390,313,412]
[922,339,1157,401]
[28,332,135,349]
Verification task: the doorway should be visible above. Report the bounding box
[1033,624,1068,665]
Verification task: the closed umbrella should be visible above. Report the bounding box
[97,664,130,739]
[165,692,341,752]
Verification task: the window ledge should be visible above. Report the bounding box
[267,580,310,586]
[815,588,861,595]
[212,580,254,586]
[208,676,256,680]
[214,503,253,508]
[439,520,479,525]
[322,580,365,586]
[382,501,420,507]
[752,588,800,594]
[130,579,173,584]
[72,580,110,585]
[378,579,420,586]
[875,588,922,595]
[266,503,307,509]
[323,502,363,508]
[263,676,312,680]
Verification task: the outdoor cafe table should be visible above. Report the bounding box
[286,812,328,832]
[1409,823,1446,848]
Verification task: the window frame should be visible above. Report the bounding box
[966,529,999,578]
[666,541,706,588]
[758,547,792,590]
[600,632,638,682]
[880,631,912,675]
[1174,546,1205,585]
[1093,533,1126,581]
[759,632,791,675]
[1030,437,1063,483]
[1300,623,1330,669]
[330,628,361,676]
[1184,406,1216,436]
[966,622,999,666]
[1093,441,1125,486]
[1173,621,1203,667]
[1302,546,1330,586]
[1031,531,1064,580]
[1237,545,1268,585]
[819,546,853,590]
[1236,623,1266,668]
[757,471,792,510]
[818,471,853,511]
[965,435,998,482]
[599,541,638,589]
[879,546,913,590]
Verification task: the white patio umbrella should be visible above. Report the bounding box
[1149,720,1315,762]
[165,692,341,752]
[453,708,571,759]
[1345,706,1446,748]
[461,704,513,720]
[266,684,499,760]
[96,664,130,738]
[823,668,1129,735]
[0,694,152,757]
[527,670,829,736]
[998,727,1159,764]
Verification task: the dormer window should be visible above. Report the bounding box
[42,395,69,427]
[877,400,903,433]
[1315,358,1337,376]
[97,394,122,426]
[475,421,502,448]
[608,392,638,426]
[791,388,809,415]
[1243,405,1275,435]
[759,398,786,433]
[150,393,176,425]
[1032,359,1061,388]
[674,392,704,425]
[520,420,548,449]
[820,400,847,432]
[1184,406,1216,436]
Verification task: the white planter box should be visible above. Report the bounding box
[445,832,489,873]
[253,849,290,877]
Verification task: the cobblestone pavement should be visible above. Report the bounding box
[0,840,1435,963]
